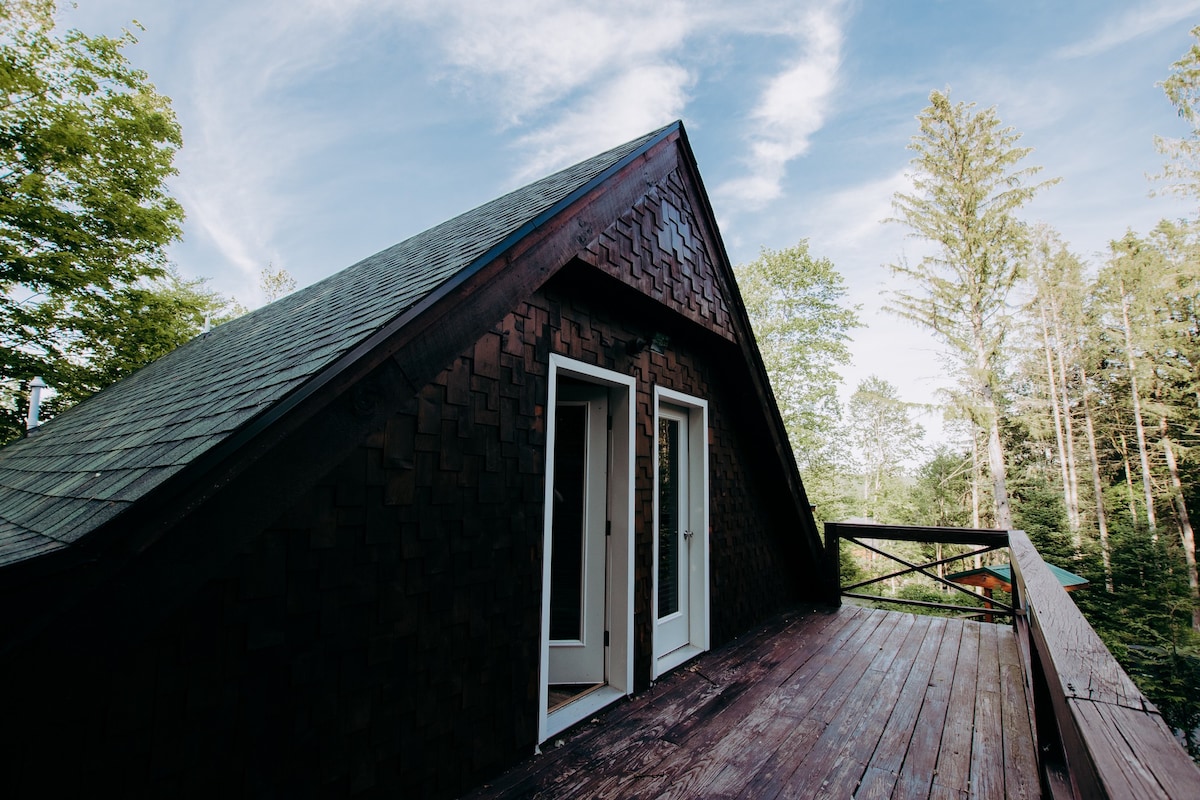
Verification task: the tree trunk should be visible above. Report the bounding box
[971,433,982,530]
[861,470,870,516]
[1054,314,1083,547]
[1161,417,1200,632]
[1080,364,1114,592]
[1121,284,1157,540]
[985,407,1013,529]
[1119,430,1139,529]
[974,318,1012,530]
[1040,304,1079,541]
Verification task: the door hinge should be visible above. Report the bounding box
[606,520,612,537]
[604,630,610,647]
[607,414,613,431]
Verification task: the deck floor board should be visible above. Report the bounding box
[464,605,1039,799]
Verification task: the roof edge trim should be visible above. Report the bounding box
[228,121,681,455]
[60,122,684,561]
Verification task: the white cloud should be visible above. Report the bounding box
[512,64,692,181]
[378,0,698,180]
[111,0,853,301]
[716,2,845,207]
[808,169,912,258]
[170,1,370,299]
[416,0,693,125]
[389,0,852,188]
[1055,0,1200,59]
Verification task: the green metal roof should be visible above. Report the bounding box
[0,123,679,567]
[946,562,1089,589]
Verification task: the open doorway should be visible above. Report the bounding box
[539,356,634,742]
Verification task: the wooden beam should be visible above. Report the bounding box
[825,521,1009,547]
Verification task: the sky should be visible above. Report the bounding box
[63,0,1200,451]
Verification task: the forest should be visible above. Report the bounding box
[737,27,1200,759]
[4,0,1197,762]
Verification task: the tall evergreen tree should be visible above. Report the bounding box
[888,90,1058,529]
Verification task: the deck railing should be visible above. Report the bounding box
[823,521,1200,800]
[826,522,1012,619]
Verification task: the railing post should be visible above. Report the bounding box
[823,522,842,606]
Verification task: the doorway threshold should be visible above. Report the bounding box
[544,684,624,741]
[548,682,604,713]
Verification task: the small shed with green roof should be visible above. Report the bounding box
[946,562,1090,593]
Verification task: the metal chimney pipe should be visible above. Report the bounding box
[25,376,46,431]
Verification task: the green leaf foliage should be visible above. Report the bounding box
[847,376,925,520]
[1157,25,1200,203]
[735,240,860,472]
[0,1,186,440]
[888,90,1057,368]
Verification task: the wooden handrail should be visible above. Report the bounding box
[1008,528,1200,799]
[825,521,1009,547]
[823,521,1200,798]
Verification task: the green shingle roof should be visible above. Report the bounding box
[0,123,678,567]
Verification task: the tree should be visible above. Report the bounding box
[1157,25,1200,204]
[1023,230,1085,542]
[0,1,184,435]
[907,447,975,529]
[1108,234,1162,538]
[736,241,860,469]
[0,270,242,440]
[260,263,297,303]
[736,241,860,519]
[69,272,241,394]
[887,90,1059,529]
[846,375,924,520]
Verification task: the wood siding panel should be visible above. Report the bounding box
[582,169,737,342]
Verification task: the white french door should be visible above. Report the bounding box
[655,404,691,656]
[653,388,709,678]
[547,383,608,684]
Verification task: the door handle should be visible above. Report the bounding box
[683,530,694,541]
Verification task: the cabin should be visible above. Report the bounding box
[0,122,823,797]
[1,122,1197,799]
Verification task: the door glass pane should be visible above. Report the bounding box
[658,417,680,618]
[550,404,587,640]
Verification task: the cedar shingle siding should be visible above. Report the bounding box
[0,123,823,797]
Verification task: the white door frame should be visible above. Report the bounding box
[651,386,710,679]
[539,355,635,742]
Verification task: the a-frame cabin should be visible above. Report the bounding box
[0,122,827,797]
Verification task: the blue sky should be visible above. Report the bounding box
[65,0,1199,447]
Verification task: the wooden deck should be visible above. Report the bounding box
[466,605,1039,799]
